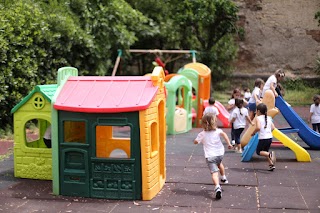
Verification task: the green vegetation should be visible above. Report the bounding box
[127,0,240,85]
[314,11,320,75]
[315,11,320,25]
[2,1,317,133]
[0,126,13,161]
[0,0,159,127]
[315,56,320,75]
[285,88,318,106]
[212,92,231,105]
[0,126,13,140]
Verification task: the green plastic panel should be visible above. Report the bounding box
[165,75,192,134]
[58,111,142,200]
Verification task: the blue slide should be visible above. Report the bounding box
[241,133,259,162]
[275,96,320,150]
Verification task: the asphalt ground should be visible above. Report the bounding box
[0,106,319,213]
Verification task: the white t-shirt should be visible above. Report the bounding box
[310,104,320,124]
[203,105,219,116]
[227,98,235,114]
[195,129,225,158]
[256,115,273,139]
[44,126,51,140]
[244,92,252,100]
[249,87,261,103]
[228,98,235,105]
[230,107,249,129]
[262,75,277,97]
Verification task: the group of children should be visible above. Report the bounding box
[195,68,320,200]
[194,69,286,199]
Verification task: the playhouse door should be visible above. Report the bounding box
[90,117,142,200]
[60,145,90,197]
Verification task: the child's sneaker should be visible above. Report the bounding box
[221,178,228,184]
[268,165,275,171]
[214,186,222,199]
[235,147,242,154]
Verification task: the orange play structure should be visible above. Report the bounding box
[179,62,211,127]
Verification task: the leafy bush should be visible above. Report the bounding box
[282,78,308,90]
[315,56,320,75]
[0,1,48,127]
[0,0,155,128]
[126,0,240,87]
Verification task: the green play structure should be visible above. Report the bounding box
[11,84,57,180]
[178,68,199,119]
[165,75,192,134]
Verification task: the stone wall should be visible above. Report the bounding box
[235,0,320,76]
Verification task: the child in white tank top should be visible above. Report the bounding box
[251,103,276,171]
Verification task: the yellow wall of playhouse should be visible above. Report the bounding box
[13,92,52,180]
[139,67,166,200]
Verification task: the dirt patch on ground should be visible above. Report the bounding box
[0,141,13,157]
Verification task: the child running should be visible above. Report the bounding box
[229,98,254,153]
[203,97,219,117]
[248,78,264,120]
[251,103,276,171]
[308,94,320,133]
[194,113,233,199]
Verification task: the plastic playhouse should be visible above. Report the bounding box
[11,84,57,180]
[12,66,167,200]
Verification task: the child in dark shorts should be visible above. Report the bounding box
[251,103,276,171]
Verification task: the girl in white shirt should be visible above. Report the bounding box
[248,78,264,120]
[308,94,320,133]
[229,98,253,153]
[194,113,233,199]
[262,69,285,98]
[244,87,252,101]
[226,88,247,146]
[251,103,276,171]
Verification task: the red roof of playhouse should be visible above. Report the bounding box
[54,76,159,113]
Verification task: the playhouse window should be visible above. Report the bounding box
[63,121,86,143]
[24,119,50,148]
[95,125,131,159]
[150,122,159,157]
[25,119,40,143]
